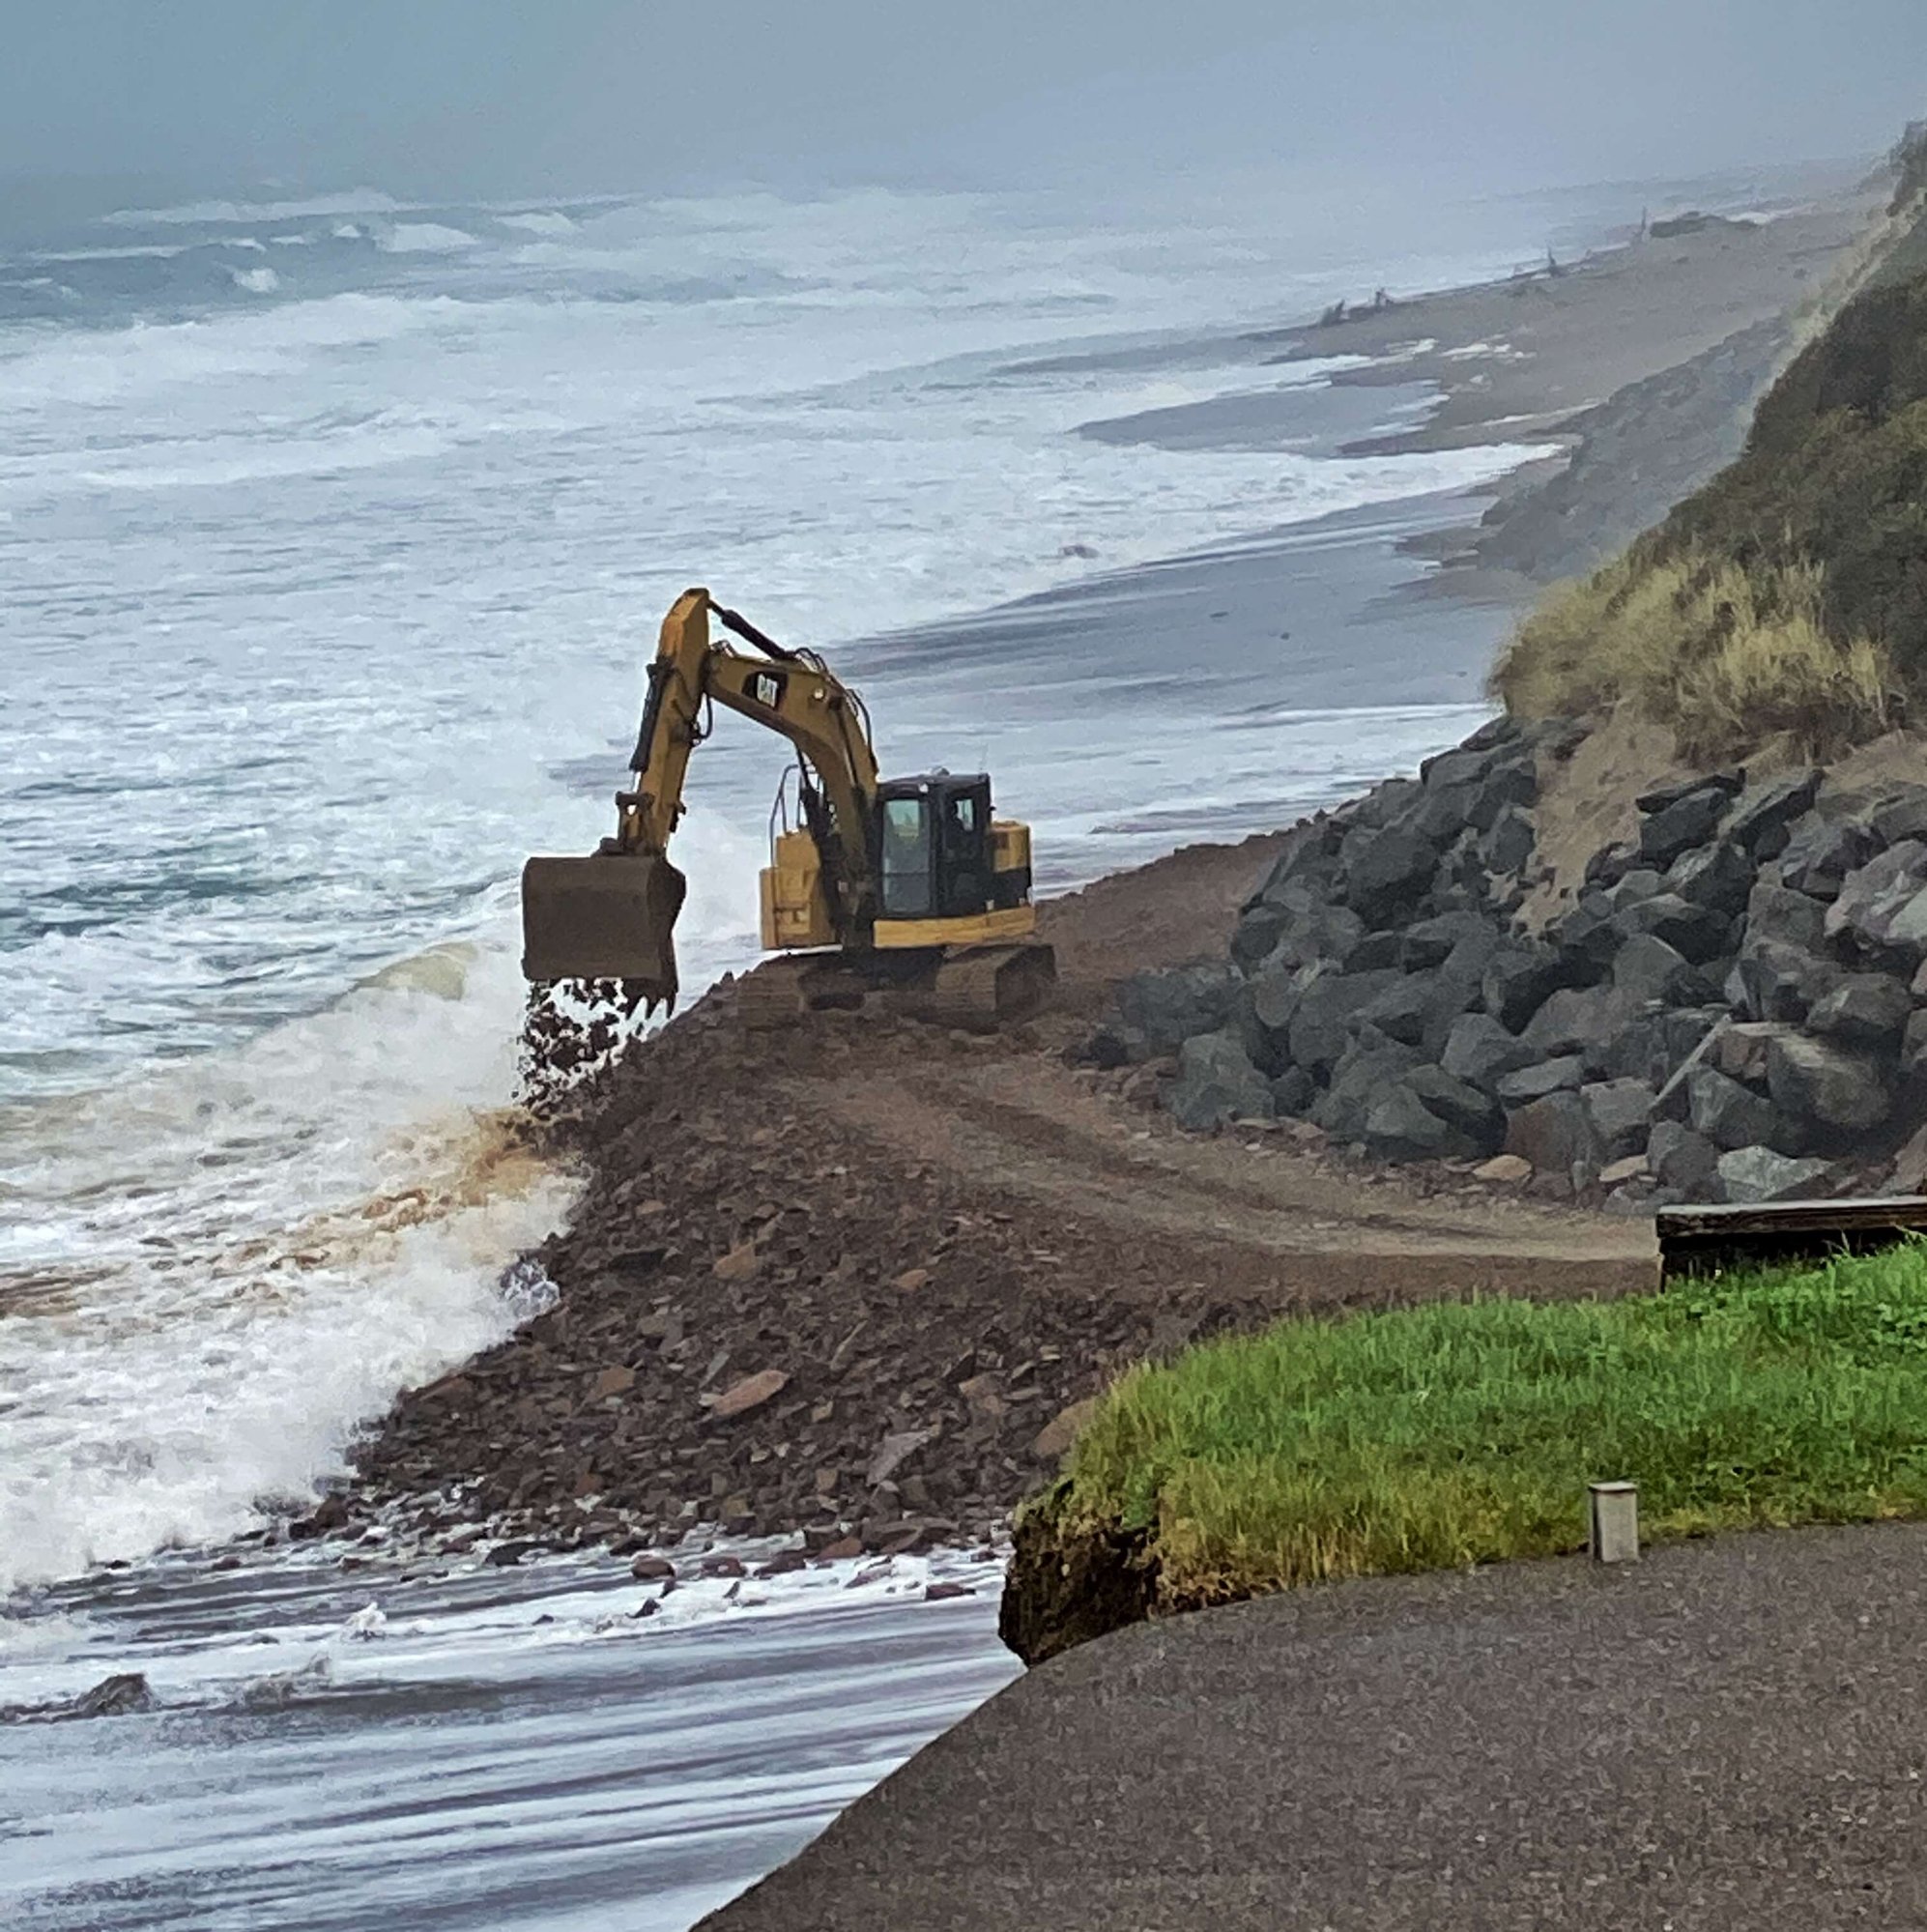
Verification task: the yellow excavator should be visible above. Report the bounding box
[520,589,1055,1026]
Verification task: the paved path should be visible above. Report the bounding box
[703,1525,1927,1929]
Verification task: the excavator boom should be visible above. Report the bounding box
[521,588,1051,1028]
[521,589,879,1008]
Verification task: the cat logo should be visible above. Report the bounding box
[750,670,784,708]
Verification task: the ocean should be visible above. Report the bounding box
[0,167,1739,1922]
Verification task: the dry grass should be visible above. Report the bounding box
[1491,548,1896,764]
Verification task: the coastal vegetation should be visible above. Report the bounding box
[1495,246,1927,761]
[1008,1242,1927,1656]
[1494,550,1893,764]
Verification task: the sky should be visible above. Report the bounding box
[4,1,1925,202]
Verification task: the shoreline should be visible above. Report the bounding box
[316,167,1893,1576]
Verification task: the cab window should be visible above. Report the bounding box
[879,796,933,916]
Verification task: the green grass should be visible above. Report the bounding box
[1050,1244,1927,1610]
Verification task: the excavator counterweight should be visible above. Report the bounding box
[520,590,1053,1028]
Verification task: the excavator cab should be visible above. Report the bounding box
[877,774,992,920]
[870,771,1036,948]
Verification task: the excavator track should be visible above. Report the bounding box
[734,942,1055,1031]
[921,942,1056,1028]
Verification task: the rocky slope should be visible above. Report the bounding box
[1108,718,1927,1210]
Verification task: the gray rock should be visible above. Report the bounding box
[1118,963,1241,1053]
[1264,901,1369,973]
[1638,785,1732,866]
[1168,1030,1277,1131]
[1650,1010,1731,1117]
[1362,1085,1464,1163]
[1612,933,1704,1007]
[1687,1066,1781,1152]
[1247,963,1306,1037]
[1648,1119,1719,1195]
[1401,910,1498,973]
[1230,903,1291,972]
[1435,924,1506,996]
[1744,880,1827,953]
[1825,841,1927,956]
[1287,968,1404,1074]
[1521,984,1642,1067]
[1311,1040,1424,1139]
[1425,832,1492,913]
[69,1672,158,1720]
[1480,806,1536,877]
[1585,840,1640,890]
[1349,776,1423,830]
[1606,867,1667,908]
[1715,1146,1836,1206]
[1251,819,1342,903]
[1355,968,1479,1052]
[1223,982,1276,1076]
[1402,783,1481,850]
[1598,1012,1673,1086]
[1777,814,1875,900]
[1637,770,1746,814]
[1351,974,1432,1047]
[1346,930,1406,971]
[1725,940,1844,1024]
[1481,942,1573,1031]
[1440,1012,1538,1093]
[1404,1064,1505,1150]
[1504,1090,1603,1175]
[1710,1021,1793,1088]
[1342,826,1439,925]
[1616,892,1731,965]
[1725,770,1822,857]
[1466,755,1539,831]
[1664,839,1757,917]
[1805,973,1913,1048]
[1766,1033,1891,1135]
[1418,743,1499,793]
[1582,1078,1655,1161]
[1871,787,1927,848]
[1547,895,1622,979]
[1904,1010,1927,1081]
[1498,1056,1586,1105]
[1270,1065,1314,1116]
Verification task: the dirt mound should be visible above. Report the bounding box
[344,839,1651,1559]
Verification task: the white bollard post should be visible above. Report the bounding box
[1589,1481,1640,1564]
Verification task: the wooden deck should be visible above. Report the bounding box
[1656,1196,1927,1281]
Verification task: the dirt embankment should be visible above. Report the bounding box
[344,833,1650,1561]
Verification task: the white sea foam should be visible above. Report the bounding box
[378,221,479,254]
[0,292,443,408]
[498,210,578,237]
[104,189,407,226]
[0,948,570,1594]
[229,266,281,295]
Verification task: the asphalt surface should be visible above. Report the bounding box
[702,1524,1927,1929]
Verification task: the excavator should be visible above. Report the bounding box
[519,589,1055,1027]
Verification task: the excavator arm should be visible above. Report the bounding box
[520,588,881,1005]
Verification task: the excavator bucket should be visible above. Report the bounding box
[519,852,688,1003]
